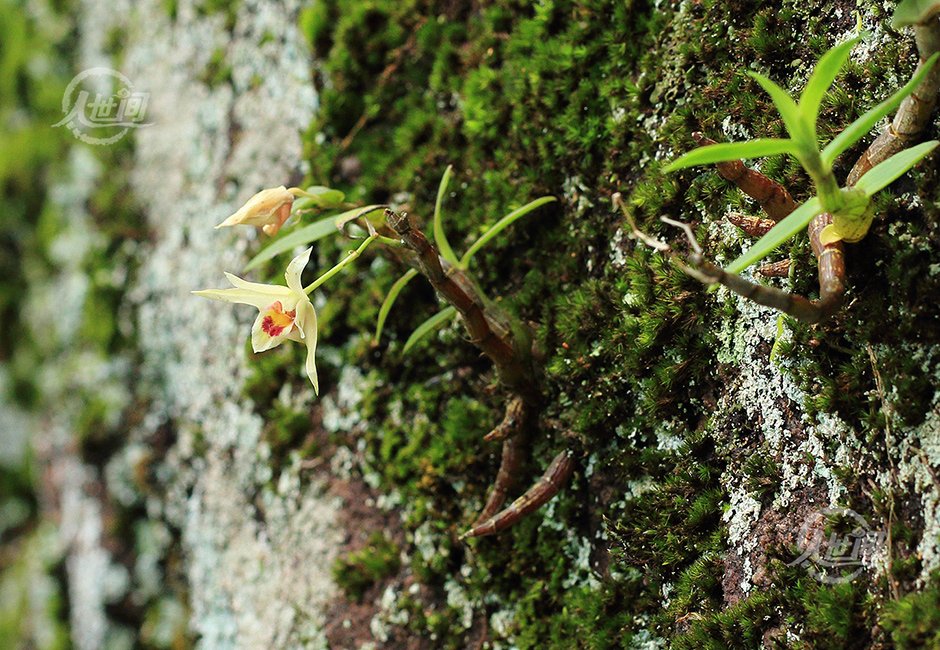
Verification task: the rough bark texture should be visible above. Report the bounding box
[4,0,940,648]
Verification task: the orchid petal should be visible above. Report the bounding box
[192,287,291,310]
[285,247,313,295]
[224,272,291,295]
[215,186,294,231]
[294,299,319,394]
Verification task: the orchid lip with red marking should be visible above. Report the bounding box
[193,247,320,393]
[260,301,296,338]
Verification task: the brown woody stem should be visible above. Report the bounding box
[461,450,575,539]
[693,132,798,221]
[383,208,553,531]
[847,18,940,185]
[384,209,538,400]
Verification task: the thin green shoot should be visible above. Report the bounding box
[747,71,812,148]
[854,140,939,196]
[821,53,939,166]
[374,269,418,344]
[433,165,459,266]
[726,197,823,274]
[798,37,860,126]
[460,196,557,268]
[304,233,379,295]
[403,306,457,354]
[664,139,797,172]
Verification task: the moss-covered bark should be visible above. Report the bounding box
[296,0,940,646]
[6,0,940,648]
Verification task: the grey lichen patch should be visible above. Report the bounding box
[321,365,368,434]
[53,0,346,646]
[888,367,940,582]
[722,487,762,594]
[184,455,343,648]
[12,140,135,649]
[710,296,867,593]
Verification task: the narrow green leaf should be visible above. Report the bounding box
[664,139,797,172]
[854,140,939,196]
[244,215,339,272]
[374,269,418,343]
[799,37,859,124]
[402,306,458,354]
[893,0,940,28]
[433,165,459,266]
[748,72,811,144]
[459,196,557,267]
[822,53,940,166]
[334,204,387,236]
[726,197,824,274]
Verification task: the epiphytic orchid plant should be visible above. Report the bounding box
[196,169,569,539]
[637,27,940,323]
[668,34,938,255]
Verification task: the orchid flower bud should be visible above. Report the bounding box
[215,186,295,236]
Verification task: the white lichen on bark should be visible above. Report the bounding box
[20,0,349,646]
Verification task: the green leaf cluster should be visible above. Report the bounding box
[378,167,555,352]
[665,35,939,273]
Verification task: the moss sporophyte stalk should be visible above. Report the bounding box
[193,5,940,542]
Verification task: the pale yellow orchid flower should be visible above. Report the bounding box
[215,186,295,236]
[192,248,319,393]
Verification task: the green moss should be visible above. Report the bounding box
[0,528,70,650]
[293,0,940,644]
[743,451,782,504]
[673,590,778,650]
[162,0,178,20]
[332,532,401,602]
[243,339,303,405]
[674,565,877,649]
[880,575,940,648]
[511,582,637,649]
[263,400,317,469]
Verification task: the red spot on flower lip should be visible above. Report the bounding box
[261,301,296,338]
